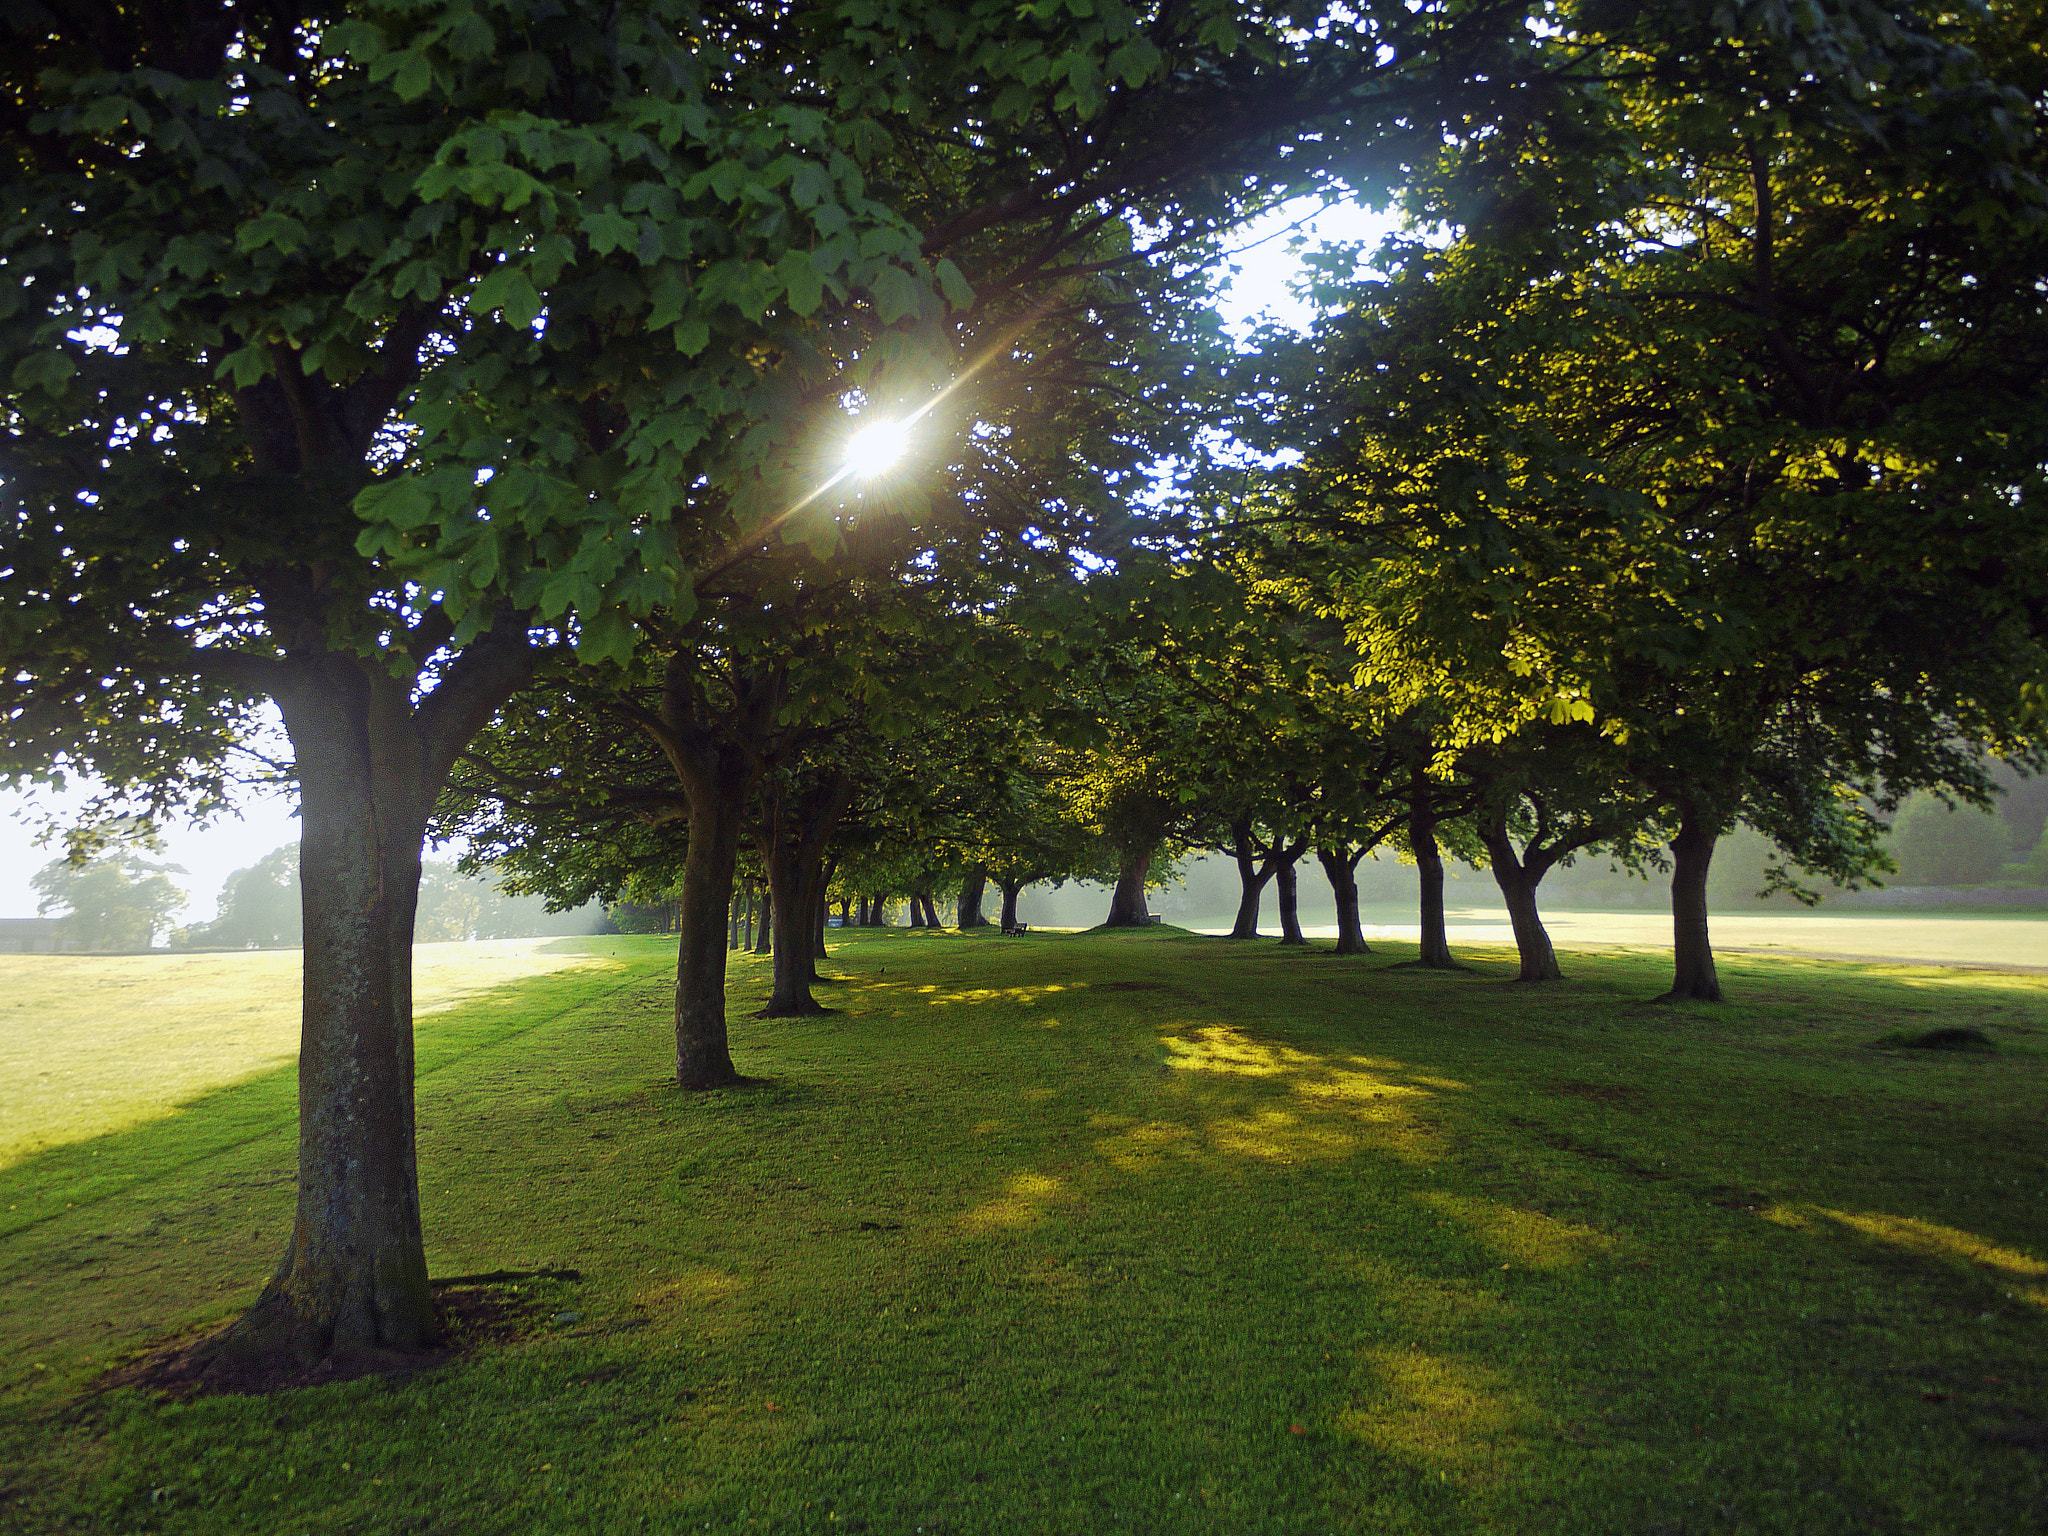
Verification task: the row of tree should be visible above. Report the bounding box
[26,842,608,949]
[5,0,2043,1379]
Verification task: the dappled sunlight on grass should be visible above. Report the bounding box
[11,927,2048,1534]
[961,1170,1069,1231]
[1208,1105,1357,1165]
[1818,1208,2048,1307]
[1336,1348,1520,1475]
[636,1268,746,1316]
[1416,1192,1616,1272]
[1162,1025,1324,1079]
[918,983,1070,1008]
[1086,1112,1204,1173]
[1151,1026,1453,1168]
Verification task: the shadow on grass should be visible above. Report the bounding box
[5,928,2045,1535]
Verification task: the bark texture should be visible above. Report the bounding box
[1103,844,1154,927]
[956,864,990,928]
[1410,776,1458,968]
[1275,856,1306,945]
[1477,805,1563,983]
[640,654,770,1088]
[758,771,852,1017]
[1318,847,1371,954]
[231,610,531,1365]
[1664,802,1724,1001]
[999,879,1023,930]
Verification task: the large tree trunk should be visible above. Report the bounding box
[1493,864,1561,982]
[1226,816,1271,939]
[1000,879,1023,930]
[1410,780,1457,968]
[1415,839,1455,967]
[229,619,530,1368]
[1664,801,1723,1002]
[672,763,750,1080]
[1103,843,1153,927]
[957,863,990,928]
[802,860,827,966]
[1275,855,1306,945]
[1319,847,1370,955]
[1478,806,1562,983]
[759,771,853,1017]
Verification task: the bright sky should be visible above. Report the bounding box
[0,195,1398,922]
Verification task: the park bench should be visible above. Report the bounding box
[1000,921,1030,936]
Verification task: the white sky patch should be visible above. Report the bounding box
[1208,196,1397,338]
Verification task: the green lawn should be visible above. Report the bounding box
[1,928,2042,1534]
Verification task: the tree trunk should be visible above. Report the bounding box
[1000,879,1023,930]
[1493,864,1561,982]
[1227,816,1271,939]
[1413,830,1457,968]
[1319,846,1370,954]
[814,858,835,966]
[1664,801,1723,1002]
[753,889,771,954]
[672,762,751,1080]
[957,863,990,928]
[1401,768,1463,968]
[1275,856,1306,945]
[728,888,742,950]
[1103,843,1153,927]
[759,772,853,1017]
[228,620,530,1368]
[1477,807,1562,983]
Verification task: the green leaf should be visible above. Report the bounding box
[934,258,975,312]
[236,212,309,255]
[469,266,544,328]
[673,316,710,355]
[777,250,824,316]
[11,349,76,393]
[868,265,928,325]
[581,208,638,256]
[574,606,636,666]
[355,476,437,532]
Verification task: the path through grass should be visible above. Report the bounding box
[1,929,2042,1533]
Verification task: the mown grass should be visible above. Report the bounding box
[0,938,621,1166]
[1,928,2043,1535]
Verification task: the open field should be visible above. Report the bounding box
[1,929,2043,1533]
[1193,906,2048,971]
[0,938,630,1168]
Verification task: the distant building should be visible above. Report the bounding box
[0,917,73,953]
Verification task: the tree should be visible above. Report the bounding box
[0,0,997,1367]
[1465,728,1664,982]
[32,849,187,950]
[0,0,1606,1367]
[1238,0,2048,1000]
[177,845,301,950]
[1889,795,2014,887]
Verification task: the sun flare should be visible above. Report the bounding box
[843,418,911,478]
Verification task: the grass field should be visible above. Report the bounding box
[1,928,2043,1534]
[0,938,626,1168]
